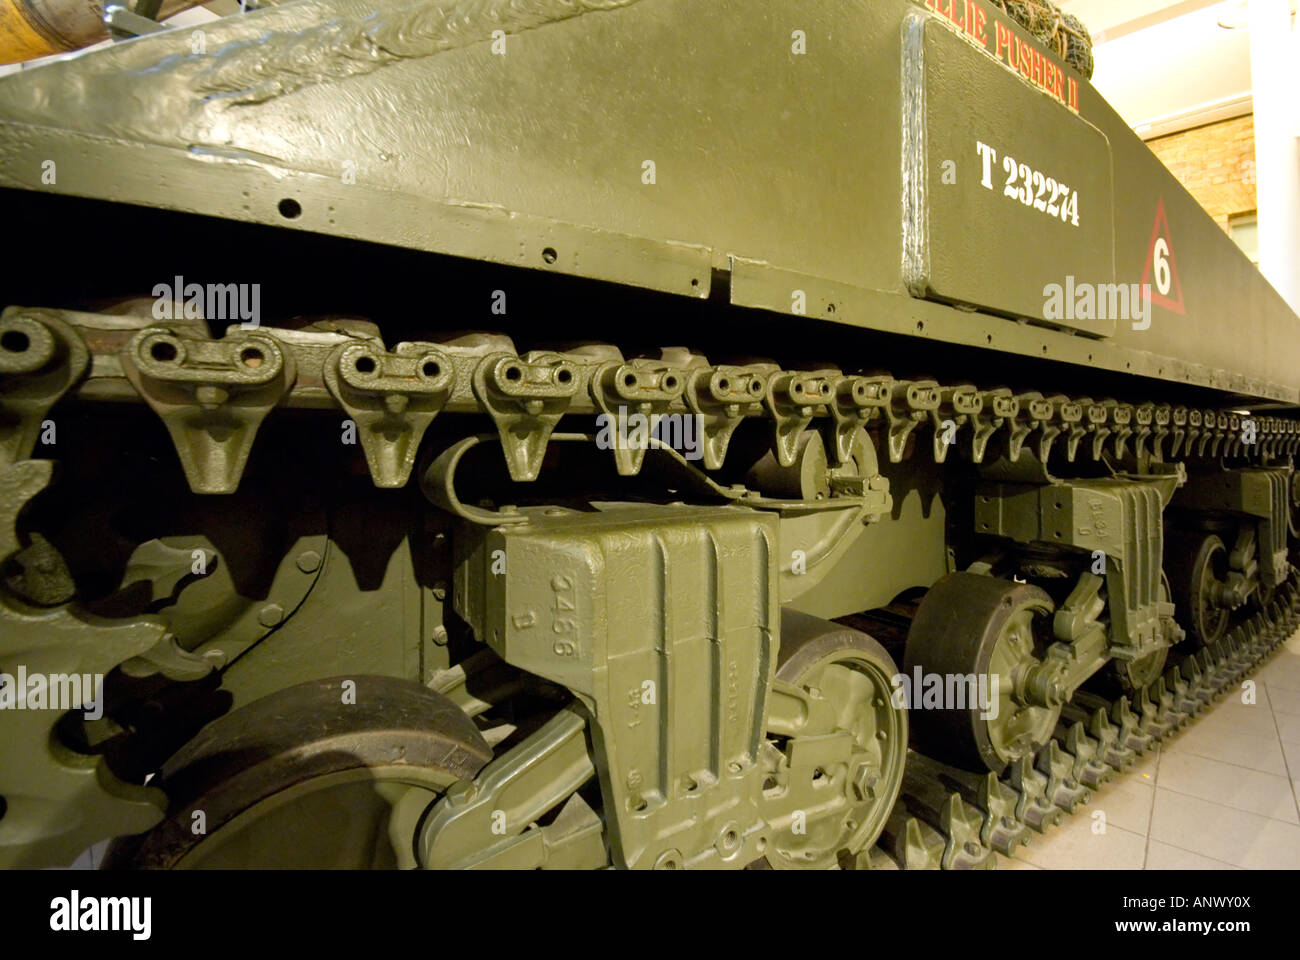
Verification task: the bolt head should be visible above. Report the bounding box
[195,385,229,409]
[851,763,879,801]
[257,603,284,627]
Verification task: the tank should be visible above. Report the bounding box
[0,0,1296,870]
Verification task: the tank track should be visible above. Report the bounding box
[6,312,1297,495]
[875,579,1299,870]
[3,309,1299,868]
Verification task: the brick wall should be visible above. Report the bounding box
[1146,114,1257,232]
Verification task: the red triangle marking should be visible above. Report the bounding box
[1140,197,1186,315]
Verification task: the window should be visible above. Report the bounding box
[1229,212,1259,264]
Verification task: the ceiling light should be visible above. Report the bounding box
[1219,0,1249,29]
[1220,0,1298,29]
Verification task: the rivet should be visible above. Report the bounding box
[258,603,284,627]
[295,550,322,573]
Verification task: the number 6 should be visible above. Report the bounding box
[1153,238,1172,297]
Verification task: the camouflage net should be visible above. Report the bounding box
[992,1,1094,79]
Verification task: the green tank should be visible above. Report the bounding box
[0,0,1296,870]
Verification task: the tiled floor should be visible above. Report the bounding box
[996,628,1300,870]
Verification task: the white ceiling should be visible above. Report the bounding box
[1058,0,1284,137]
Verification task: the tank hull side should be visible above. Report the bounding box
[0,0,1294,402]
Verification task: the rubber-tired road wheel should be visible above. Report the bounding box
[1166,530,1231,650]
[904,572,1059,774]
[764,611,907,870]
[104,676,492,869]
